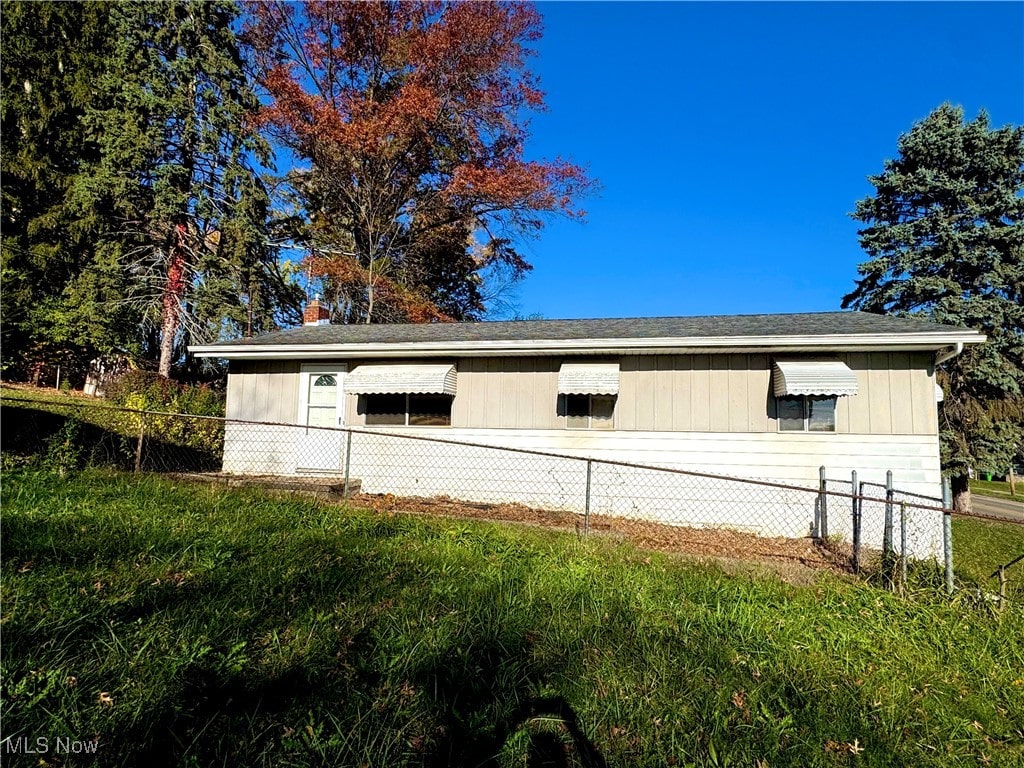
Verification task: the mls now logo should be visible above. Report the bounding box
[2,736,99,755]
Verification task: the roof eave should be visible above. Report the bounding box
[189,330,986,360]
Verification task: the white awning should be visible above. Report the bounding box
[772,360,858,397]
[558,362,620,395]
[344,363,457,395]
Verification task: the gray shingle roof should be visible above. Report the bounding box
[201,311,976,348]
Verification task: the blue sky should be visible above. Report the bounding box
[503,1,1024,320]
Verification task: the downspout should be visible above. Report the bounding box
[935,342,963,367]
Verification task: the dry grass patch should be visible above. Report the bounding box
[349,492,850,581]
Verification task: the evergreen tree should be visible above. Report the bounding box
[70,0,296,377]
[0,2,115,378]
[843,104,1024,513]
[3,1,301,380]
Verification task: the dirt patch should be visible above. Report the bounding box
[347,492,852,582]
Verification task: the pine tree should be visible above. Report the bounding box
[71,0,294,377]
[843,104,1024,513]
[0,2,114,378]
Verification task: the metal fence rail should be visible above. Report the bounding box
[3,394,1019,596]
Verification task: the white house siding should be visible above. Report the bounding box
[220,352,944,558]
[216,420,942,558]
[223,362,300,475]
[351,428,942,556]
[221,421,299,475]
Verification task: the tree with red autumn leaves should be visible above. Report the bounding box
[246,1,591,323]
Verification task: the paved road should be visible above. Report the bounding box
[969,494,1024,523]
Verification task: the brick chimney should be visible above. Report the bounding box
[303,298,330,326]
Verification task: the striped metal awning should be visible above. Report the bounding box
[344,363,457,395]
[557,362,620,395]
[772,360,858,397]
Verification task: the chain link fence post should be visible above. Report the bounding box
[343,429,353,498]
[942,476,954,596]
[584,459,592,536]
[883,470,894,582]
[899,501,907,596]
[851,470,860,573]
[883,470,894,556]
[817,465,828,540]
[134,411,146,473]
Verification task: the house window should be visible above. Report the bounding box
[564,394,615,430]
[363,393,453,426]
[778,396,837,432]
[557,361,619,430]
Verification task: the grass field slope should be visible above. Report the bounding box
[2,469,1023,767]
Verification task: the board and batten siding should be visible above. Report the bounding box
[226,360,301,424]
[226,352,938,436]
[445,352,936,436]
[451,356,560,429]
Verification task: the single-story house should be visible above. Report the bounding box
[190,308,984,554]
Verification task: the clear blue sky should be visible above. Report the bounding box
[505,1,1024,320]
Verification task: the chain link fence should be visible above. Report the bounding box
[1,396,223,474]
[820,472,952,591]
[4,393,1020,598]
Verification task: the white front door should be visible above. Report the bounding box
[296,364,346,474]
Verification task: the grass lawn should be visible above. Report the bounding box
[1,385,223,475]
[1,384,133,443]
[2,469,1023,767]
[0,382,117,407]
[970,478,1021,502]
[953,516,1024,601]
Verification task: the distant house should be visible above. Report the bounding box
[190,308,984,552]
[83,353,134,397]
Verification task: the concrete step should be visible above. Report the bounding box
[171,473,361,499]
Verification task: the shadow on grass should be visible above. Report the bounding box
[415,637,607,768]
[93,599,608,767]
[5,493,609,766]
[0,404,220,472]
[122,647,608,768]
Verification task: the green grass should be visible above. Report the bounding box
[953,517,1024,601]
[970,478,1021,502]
[1,382,117,406]
[3,469,1023,768]
[1,387,222,474]
[1,384,130,439]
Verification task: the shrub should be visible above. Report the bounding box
[105,371,224,417]
[42,418,84,477]
[105,371,224,457]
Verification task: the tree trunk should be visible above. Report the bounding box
[158,224,188,378]
[951,472,972,516]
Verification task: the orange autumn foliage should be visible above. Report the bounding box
[305,254,454,325]
[245,1,592,323]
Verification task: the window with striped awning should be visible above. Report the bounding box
[344,363,457,395]
[557,362,620,395]
[772,360,858,397]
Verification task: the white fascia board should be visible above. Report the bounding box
[189,329,986,360]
